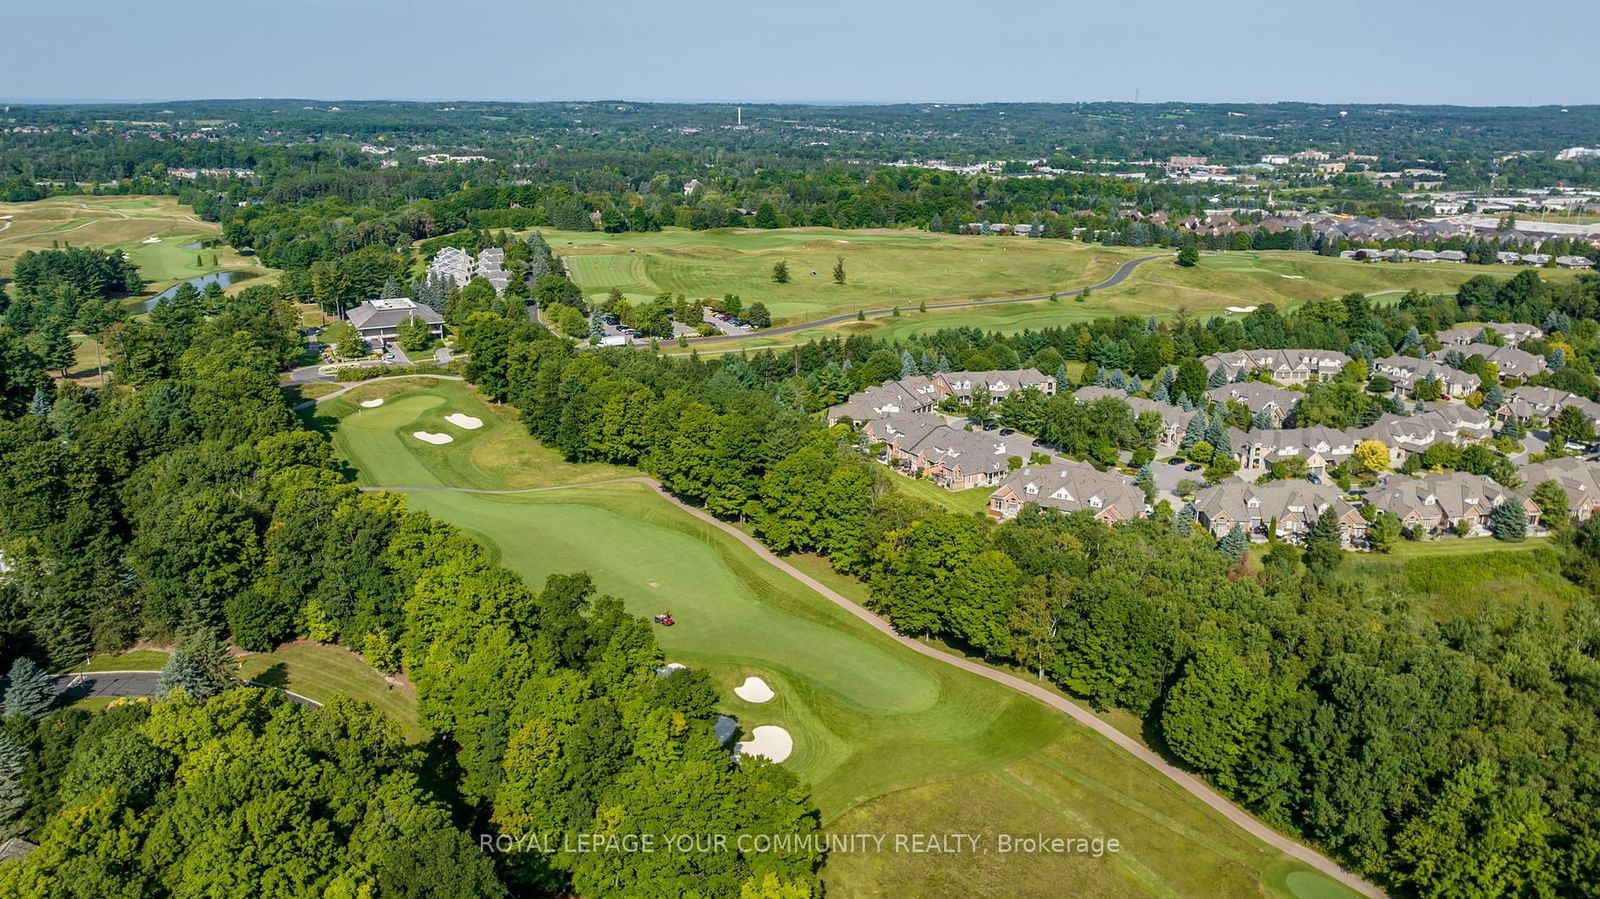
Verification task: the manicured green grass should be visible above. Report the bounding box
[315,379,634,490]
[329,380,1334,897]
[0,195,277,310]
[543,227,1138,325]
[236,641,424,740]
[72,649,170,673]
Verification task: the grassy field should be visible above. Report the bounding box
[322,378,1347,897]
[71,649,170,673]
[236,641,425,739]
[1341,536,1580,620]
[542,227,1581,338]
[0,195,275,311]
[886,467,996,516]
[543,227,1141,325]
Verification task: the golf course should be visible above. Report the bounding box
[313,377,1361,898]
[541,226,1581,336]
[0,195,275,308]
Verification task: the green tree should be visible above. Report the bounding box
[745,302,771,328]
[771,260,790,284]
[1489,499,1526,541]
[1176,244,1200,267]
[3,658,55,721]
[832,256,845,285]
[1160,643,1267,784]
[156,629,237,701]
[0,729,25,839]
[1366,510,1402,553]
[1302,507,1345,579]
[1530,480,1569,530]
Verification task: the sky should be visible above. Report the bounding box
[7,0,1596,106]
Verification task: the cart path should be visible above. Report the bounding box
[362,474,1384,898]
[292,373,466,410]
[50,671,322,707]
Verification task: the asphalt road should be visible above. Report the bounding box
[685,251,1172,344]
[51,671,321,707]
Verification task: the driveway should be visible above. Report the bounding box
[50,672,321,707]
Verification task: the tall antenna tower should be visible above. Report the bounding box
[737,106,742,126]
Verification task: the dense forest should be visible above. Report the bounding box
[0,279,823,896]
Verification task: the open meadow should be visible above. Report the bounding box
[314,378,1354,898]
[0,195,275,309]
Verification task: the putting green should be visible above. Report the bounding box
[322,379,1349,896]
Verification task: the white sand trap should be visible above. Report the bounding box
[734,676,774,703]
[1281,274,1306,280]
[445,413,484,430]
[141,236,162,244]
[359,398,385,408]
[654,662,688,677]
[413,431,454,445]
[735,725,793,763]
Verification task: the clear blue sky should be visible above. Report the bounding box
[9,0,1595,105]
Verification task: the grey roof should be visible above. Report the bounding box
[1367,471,1527,526]
[1207,382,1300,416]
[346,298,444,332]
[990,462,1145,521]
[0,838,37,863]
[1194,480,1359,536]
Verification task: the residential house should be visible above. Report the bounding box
[987,462,1146,523]
[827,376,940,426]
[427,246,474,288]
[862,413,1040,490]
[1372,356,1481,398]
[1431,343,1545,378]
[1365,472,1536,537]
[933,369,1055,403]
[1556,255,1597,269]
[1193,480,1365,545]
[1202,348,1350,385]
[345,298,445,344]
[1519,457,1600,521]
[1206,382,1300,427]
[1502,386,1600,430]
[1230,426,1358,474]
[1482,322,1544,346]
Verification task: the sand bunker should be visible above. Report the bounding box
[413,431,454,445]
[444,413,484,430]
[735,725,793,763]
[734,676,774,703]
[359,398,385,408]
[141,236,162,244]
[653,662,687,677]
[714,715,739,745]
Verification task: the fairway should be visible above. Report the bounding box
[542,226,1139,325]
[322,378,1348,897]
[0,195,276,309]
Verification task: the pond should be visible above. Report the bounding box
[139,271,249,311]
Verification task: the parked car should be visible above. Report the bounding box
[1184,463,1201,472]
[1167,457,1186,466]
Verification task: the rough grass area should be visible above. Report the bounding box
[1344,539,1580,620]
[329,378,1333,897]
[71,649,170,673]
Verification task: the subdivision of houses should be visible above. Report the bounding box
[427,246,511,294]
[986,461,1146,522]
[1371,356,1481,398]
[1201,348,1350,384]
[1073,386,1195,445]
[1430,343,1546,379]
[1519,457,1600,521]
[1365,471,1537,538]
[1501,386,1600,430]
[1206,382,1300,427]
[1229,426,1358,475]
[1193,480,1366,545]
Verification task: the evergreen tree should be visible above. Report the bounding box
[156,629,237,701]
[1217,524,1248,561]
[379,276,402,299]
[832,256,846,285]
[1134,464,1155,501]
[1152,379,1171,404]
[28,387,51,417]
[2,657,54,721]
[1302,508,1345,579]
[1548,347,1567,370]
[1128,374,1143,395]
[770,260,790,284]
[1181,409,1208,451]
[1483,382,1504,411]
[1490,500,1527,542]
[1207,365,1229,389]
[0,730,25,839]
[1502,415,1524,440]
[1054,363,1071,394]
[1175,503,1198,531]
[900,350,917,380]
[1250,410,1273,431]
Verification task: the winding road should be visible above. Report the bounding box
[360,475,1383,898]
